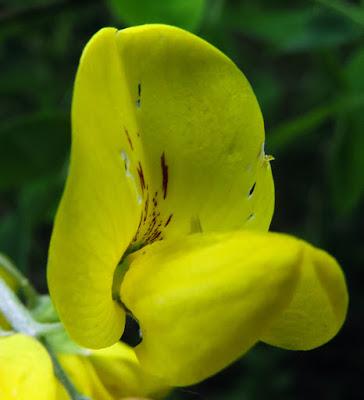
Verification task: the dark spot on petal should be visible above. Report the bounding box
[249,182,256,196]
[124,128,134,150]
[164,214,173,227]
[161,152,168,200]
[137,162,145,191]
[150,230,162,242]
[247,213,255,221]
[136,83,141,108]
[148,218,157,232]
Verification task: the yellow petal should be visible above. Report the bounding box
[48,25,274,349]
[90,342,170,399]
[260,243,348,350]
[121,231,301,386]
[47,27,138,348]
[59,353,112,400]
[55,381,70,400]
[0,334,56,400]
[115,25,274,240]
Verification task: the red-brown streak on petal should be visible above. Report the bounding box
[124,127,134,150]
[132,212,144,242]
[164,214,173,227]
[137,162,146,192]
[150,230,162,242]
[145,215,156,233]
[143,194,149,223]
[144,217,157,237]
[161,152,168,200]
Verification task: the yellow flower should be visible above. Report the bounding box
[59,342,169,399]
[0,333,166,400]
[47,25,348,387]
[0,334,57,400]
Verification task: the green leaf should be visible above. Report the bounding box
[267,93,364,153]
[0,112,69,190]
[18,172,66,227]
[328,114,364,214]
[0,212,29,272]
[224,5,363,52]
[345,46,364,92]
[328,47,364,214]
[108,0,206,31]
[0,173,66,272]
[315,0,364,28]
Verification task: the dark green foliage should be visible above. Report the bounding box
[107,0,206,31]
[0,0,362,398]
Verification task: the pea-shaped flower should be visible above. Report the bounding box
[59,342,168,399]
[48,25,348,387]
[0,334,57,400]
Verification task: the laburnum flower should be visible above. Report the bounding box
[0,333,165,399]
[58,341,168,399]
[47,25,348,387]
[0,334,57,400]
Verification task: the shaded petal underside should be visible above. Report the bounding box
[121,231,301,386]
[121,231,348,386]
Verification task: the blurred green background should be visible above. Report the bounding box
[0,0,363,399]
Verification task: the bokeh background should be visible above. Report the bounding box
[1,0,363,399]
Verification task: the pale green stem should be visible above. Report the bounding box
[0,278,47,336]
[0,253,38,307]
[42,338,91,400]
[0,277,88,400]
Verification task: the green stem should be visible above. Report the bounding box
[0,278,60,336]
[42,338,91,400]
[0,277,88,399]
[0,253,38,307]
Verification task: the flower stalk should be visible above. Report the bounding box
[0,277,88,400]
[42,337,91,400]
